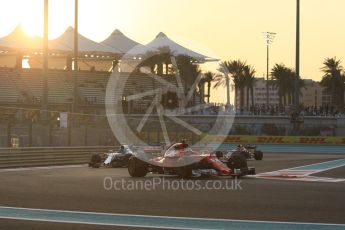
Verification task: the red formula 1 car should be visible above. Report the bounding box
[127,142,255,178]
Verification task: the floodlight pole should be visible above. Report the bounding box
[263,32,276,108]
[42,0,48,118]
[70,0,79,146]
[266,41,269,107]
[294,0,300,108]
[292,0,301,134]
[74,0,78,72]
[43,0,48,73]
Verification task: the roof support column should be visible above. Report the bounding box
[42,0,49,123]
[72,0,78,113]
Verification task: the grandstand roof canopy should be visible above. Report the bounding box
[0,38,19,50]
[0,25,44,50]
[101,29,143,54]
[49,27,119,54]
[127,32,216,62]
[0,26,217,62]
[0,25,69,51]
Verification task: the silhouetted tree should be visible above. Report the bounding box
[214,60,246,109]
[204,71,215,103]
[243,65,256,109]
[320,57,345,111]
[271,64,304,107]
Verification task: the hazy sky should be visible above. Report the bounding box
[0,0,344,103]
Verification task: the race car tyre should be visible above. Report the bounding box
[176,157,194,179]
[215,151,224,158]
[227,154,247,170]
[111,161,124,168]
[176,166,193,179]
[242,151,250,159]
[128,157,148,177]
[90,154,102,168]
[254,151,263,160]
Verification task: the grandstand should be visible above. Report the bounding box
[0,24,215,147]
[0,67,186,110]
[0,25,209,109]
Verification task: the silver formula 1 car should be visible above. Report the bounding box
[89,145,134,168]
[215,145,263,161]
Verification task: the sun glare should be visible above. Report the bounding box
[10,0,43,37]
[8,0,75,39]
[21,21,43,38]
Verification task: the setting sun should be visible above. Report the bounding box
[21,21,43,38]
[1,0,75,39]
[5,0,43,37]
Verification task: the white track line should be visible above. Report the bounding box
[0,164,87,173]
[0,206,344,230]
[254,158,345,182]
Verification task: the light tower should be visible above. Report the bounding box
[294,0,300,108]
[292,0,301,134]
[262,32,276,107]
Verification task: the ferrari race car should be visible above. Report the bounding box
[89,145,134,168]
[127,142,255,178]
[216,145,263,161]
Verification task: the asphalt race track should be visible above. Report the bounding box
[0,153,344,229]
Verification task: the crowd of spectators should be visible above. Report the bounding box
[185,103,344,117]
[129,101,345,117]
[185,104,345,117]
[242,104,344,117]
[301,105,343,117]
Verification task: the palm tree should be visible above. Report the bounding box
[138,51,160,74]
[213,62,231,106]
[290,69,305,105]
[138,46,173,75]
[286,68,294,105]
[271,64,291,106]
[320,57,345,111]
[204,71,215,103]
[271,63,305,107]
[190,65,202,106]
[243,65,256,109]
[214,60,246,109]
[176,55,202,106]
[229,60,247,110]
[197,75,206,104]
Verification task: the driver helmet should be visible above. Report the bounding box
[237,144,244,150]
[181,139,188,148]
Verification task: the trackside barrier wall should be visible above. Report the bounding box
[213,144,345,154]
[203,135,345,145]
[1,136,345,169]
[0,146,111,169]
[203,135,345,154]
